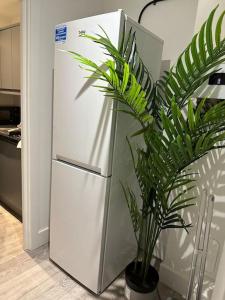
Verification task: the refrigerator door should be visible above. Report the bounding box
[50,160,110,293]
[53,11,124,177]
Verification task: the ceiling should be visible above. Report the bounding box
[0,0,20,29]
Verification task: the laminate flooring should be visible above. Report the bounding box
[0,205,183,300]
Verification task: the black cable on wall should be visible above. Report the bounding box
[138,0,169,24]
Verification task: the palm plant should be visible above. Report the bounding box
[70,6,225,288]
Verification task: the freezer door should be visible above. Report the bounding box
[53,11,124,177]
[50,160,110,293]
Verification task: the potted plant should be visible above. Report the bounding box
[70,6,225,299]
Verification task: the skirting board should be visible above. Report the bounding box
[38,227,49,239]
[159,263,215,299]
[37,227,49,248]
[26,227,49,251]
[159,263,188,297]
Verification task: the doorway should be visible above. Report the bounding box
[0,0,23,263]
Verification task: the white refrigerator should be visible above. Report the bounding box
[50,10,163,294]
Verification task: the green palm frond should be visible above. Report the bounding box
[70,52,152,125]
[78,23,155,113]
[121,184,141,241]
[82,25,154,95]
[132,98,225,232]
[157,6,225,114]
[119,26,154,108]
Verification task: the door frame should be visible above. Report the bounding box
[21,0,50,250]
[21,0,32,249]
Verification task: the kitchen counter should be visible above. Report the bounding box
[0,130,22,218]
[0,127,21,145]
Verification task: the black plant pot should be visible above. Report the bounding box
[125,262,159,300]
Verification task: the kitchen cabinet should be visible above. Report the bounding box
[12,26,20,90]
[0,25,20,91]
[0,138,22,218]
[0,29,12,89]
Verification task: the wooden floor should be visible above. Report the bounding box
[0,205,183,300]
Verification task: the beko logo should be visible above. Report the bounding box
[78,30,86,36]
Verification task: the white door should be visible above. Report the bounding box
[50,160,110,293]
[52,11,124,176]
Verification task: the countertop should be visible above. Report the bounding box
[0,126,21,145]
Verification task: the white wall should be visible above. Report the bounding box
[195,3,225,300]
[195,0,225,31]
[22,0,104,250]
[160,151,225,298]
[102,0,198,63]
[160,1,225,298]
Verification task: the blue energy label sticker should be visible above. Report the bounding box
[55,25,67,43]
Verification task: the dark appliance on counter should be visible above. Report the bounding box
[0,106,22,220]
[0,106,20,125]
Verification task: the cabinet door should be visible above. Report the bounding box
[0,29,12,89]
[12,26,20,90]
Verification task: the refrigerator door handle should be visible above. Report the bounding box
[56,155,102,175]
